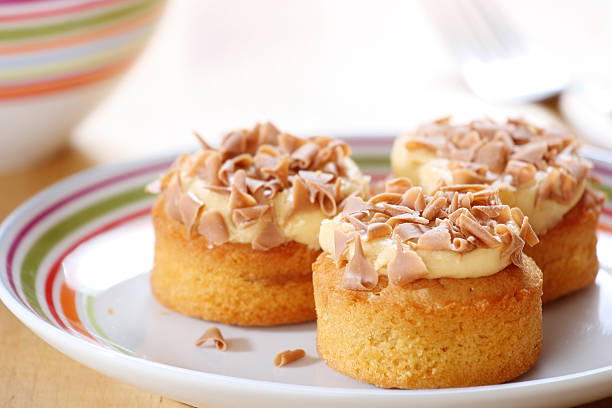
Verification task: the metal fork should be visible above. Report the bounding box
[424,0,569,102]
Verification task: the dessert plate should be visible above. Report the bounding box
[1,137,611,408]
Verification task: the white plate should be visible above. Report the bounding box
[1,139,612,408]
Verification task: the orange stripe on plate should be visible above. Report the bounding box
[60,281,95,341]
[0,7,160,55]
[0,56,135,99]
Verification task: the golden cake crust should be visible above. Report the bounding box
[151,194,319,326]
[525,187,602,303]
[313,253,543,389]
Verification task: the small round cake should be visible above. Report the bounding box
[391,117,604,303]
[149,122,369,326]
[313,180,543,388]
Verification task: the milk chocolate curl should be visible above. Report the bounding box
[417,225,451,250]
[220,130,247,158]
[291,142,320,169]
[505,160,536,188]
[229,170,257,210]
[258,122,280,145]
[393,223,431,241]
[195,326,227,351]
[366,223,392,241]
[386,212,429,227]
[198,211,230,245]
[388,241,428,286]
[458,214,501,248]
[279,132,306,154]
[370,192,403,205]
[274,349,305,367]
[252,211,286,250]
[342,195,373,215]
[334,230,352,260]
[500,231,525,267]
[178,191,204,236]
[232,204,270,229]
[422,196,447,220]
[510,207,525,227]
[400,187,427,211]
[342,234,378,290]
[519,216,539,246]
[473,140,508,173]
[385,177,413,194]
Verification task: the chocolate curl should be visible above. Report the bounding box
[393,223,431,241]
[178,191,204,237]
[291,142,320,169]
[258,122,280,145]
[388,241,428,286]
[274,349,305,366]
[400,187,426,211]
[197,211,230,246]
[417,225,451,250]
[342,234,378,290]
[278,132,306,154]
[519,216,539,247]
[385,177,413,194]
[252,210,286,250]
[229,170,257,210]
[195,326,227,351]
[458,214,501,248]
[232,204,270,229]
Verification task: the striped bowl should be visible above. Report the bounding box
[0,0,165,172]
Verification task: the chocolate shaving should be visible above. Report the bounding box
[198,211,230,246]
[342,233,378,290]
[387,241,428,286]
[385,177,413,194]
[458,214,501,248]
[178,191,204,237]
[417,225,452,250]
[274,349,305,366]
[232,204,270,229]
[519,216,539,246]
[195,326,227,351]
[366,223,392,241]
[393,223,431,241]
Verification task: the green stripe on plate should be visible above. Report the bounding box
[85,295,131,354]
[0,0,160,42]
[20,186,149,324]
[352,155,391,167]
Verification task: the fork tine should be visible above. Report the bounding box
[471,0,526,54]
[423,0,486,61]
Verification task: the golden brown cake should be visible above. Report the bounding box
[149,122,369,326]
[313,181,542,389]
[391,117,603,302]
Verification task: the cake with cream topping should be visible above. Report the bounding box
[313,179,542,388]
[149,122,369,326]
[391,117,605,302]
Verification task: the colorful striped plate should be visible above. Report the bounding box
[1,137,611,408]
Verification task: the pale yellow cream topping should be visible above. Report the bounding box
[319,217,519,279]
[184,158,369,249]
